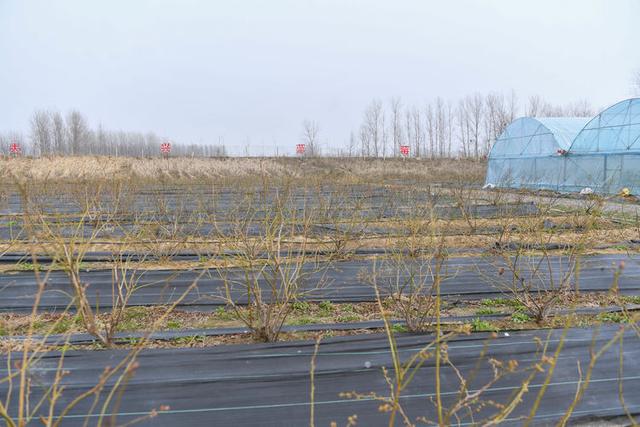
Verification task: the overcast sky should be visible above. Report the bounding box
[1,0,638,155]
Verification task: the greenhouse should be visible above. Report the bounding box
[485,98,640,194]
[485,117,590,190]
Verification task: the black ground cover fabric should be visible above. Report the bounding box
[0,253,637,312]
[1,325,638,426]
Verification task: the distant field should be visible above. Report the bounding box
[0,156,487,183]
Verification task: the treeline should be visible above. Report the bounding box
[0,110,227,157]
[342,92,593,158]
[2,92,594,158]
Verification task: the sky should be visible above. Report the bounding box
[0,0,638,155]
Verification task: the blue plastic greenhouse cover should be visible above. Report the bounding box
[486,117,590,190]
[489,117,590,158]
[569,98,640,153]
[536,118,592,150]
[486,98,640,193]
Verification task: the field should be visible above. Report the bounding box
[1,156,639,426]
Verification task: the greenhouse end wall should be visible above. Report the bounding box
[485,155,566,191]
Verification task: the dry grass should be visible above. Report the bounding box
[0,156,486,183]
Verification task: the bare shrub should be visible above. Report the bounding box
[336,287,550,426]
[218,181,330,342]
[315,184,369,259]
[449,184,480,234]
[483,197,601,323]
[17,180,200,347]
[0,262,165,426]
[370,203,453,332]
[134,187,199,261]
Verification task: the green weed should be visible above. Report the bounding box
[481,298,524,309]
[215,307,236,321]
[166,320,182,329]
[292,301,311,313]
[511,312,531,324]
[597,312,629,324]
[391,323,408,333]
[290,316,317,326]
[471,318,497,332]
[52,317,73,334]
[476,308,499,315]
[318,301,335,315]
[336,314,360,323]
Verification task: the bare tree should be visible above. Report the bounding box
[389,97,403,157]
[404,109,413,157]
[361,99,383,157]
[525,95,542,117]
[381,112,389,158]
[446,100,454,157]
[456,99,470,157]
[425,103,435,158]
[506,90,519,123]
[145,132,160,157]
[464,94,483,158]
[18,108,226,157]
[435,97,447,157]
[564,99,593,117]
[352,91,596,159]
[301,120,320,157]
[96,123,108,155]
[484,93,510,156]
[0,133,8,154]
[359,123,370,157]
[30,110,53,156]
[66,110,90,155]
[539,101,564,117]
[409,106,424,157]
[51,111,67,155]
[348,131,356,157]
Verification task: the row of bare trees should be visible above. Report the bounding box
[350,92,594,158]
[1,109,227,157]
[2,90,601,159]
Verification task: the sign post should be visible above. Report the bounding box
[160,142,171,159]
[10,143,21,157]
[400,145,409,157]
[296,144,305,156]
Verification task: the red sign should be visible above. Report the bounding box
[160,142,171,154]
[296,144,305,155]
[10,143,21,154]
[400,145,409,156]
